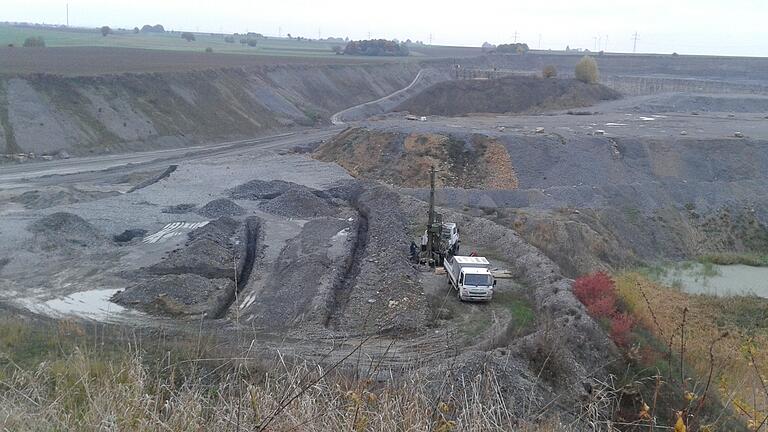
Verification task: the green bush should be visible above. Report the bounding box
[575,56,599,84]
[542,65,557,78]
[23,36,45,48]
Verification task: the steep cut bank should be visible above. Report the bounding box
[395,76,620,116]
[0,62,422,156]
[314,128,518,189]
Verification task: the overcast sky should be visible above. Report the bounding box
[3,0,767,56]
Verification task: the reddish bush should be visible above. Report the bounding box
[586,296,616,318]
[610,313,635,347]
[573,272,615,317]
[573,272,635,347]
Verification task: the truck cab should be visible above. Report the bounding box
[444,256,496,301]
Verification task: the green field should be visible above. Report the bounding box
[0,24,347,57]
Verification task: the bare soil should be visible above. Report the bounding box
[314,128,518,189]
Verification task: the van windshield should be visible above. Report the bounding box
[463,274,492,287]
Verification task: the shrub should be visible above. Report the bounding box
[100,26,111,37]
[224,35,235,43]
[609,313,634,347]
[542,65,557,78]
[205,47,213,53]
[573,272,635,347]
[23,36,45,48]
[181,32,196,42]
[575,56,599,84]
[573,271,614,315]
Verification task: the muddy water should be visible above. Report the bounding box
[660,264,768,297]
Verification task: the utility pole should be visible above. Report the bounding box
[513,30,518,43]
[593,36,597,51]
[429,33,433,45]
[538,34,541,49]
[605,35,609,52]
[66,3,69,27]
[632,32,639,53]
[278,26,282,37]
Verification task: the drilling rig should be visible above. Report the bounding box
[420,166,459,266]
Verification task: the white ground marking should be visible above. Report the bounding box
[143,221,209,244]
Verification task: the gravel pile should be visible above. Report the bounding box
[27,212,105,248]
[113,274,234,317]
[195,198,246,218]
[161,203,197,214]
[149,217,246,279]
[229,179,299,200]
[259,188,336,218]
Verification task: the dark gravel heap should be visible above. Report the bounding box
[27,212,104,248]
[149,217,245,279]
[259,188,336,218]
[229,179,299,200]
[113,229,147,243]
[113,274,234,317]
[161,203,197,214]
[195,198,246,218]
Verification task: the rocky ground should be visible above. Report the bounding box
[2,62,768,426]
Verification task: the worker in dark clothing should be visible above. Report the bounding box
[410,241,419,263]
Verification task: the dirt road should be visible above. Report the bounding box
[0,129,341,189]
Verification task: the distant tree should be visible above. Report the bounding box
[565,45,570,52]
[181,32,196,42]
[140,24,165,33]
[574,56,599,84]
[22,36,45,48]
[672,52,679,57]
[239,38,247,45]
[246,39,257,47]
[495,43,529,54]
[287,33,292,39]
[343,39,409,57]
[542,65,557,78]
[332,45,343,54]
[133,27,140,34]
[205,47,213,53]
[481,41,495,53]
[224,36,235,43]
[101,26,112,37]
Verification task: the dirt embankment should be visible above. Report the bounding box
[0,62,422,156]
[395,76,620,116]
[314,127,518,189]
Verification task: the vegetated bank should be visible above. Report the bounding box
[395,76,620,116]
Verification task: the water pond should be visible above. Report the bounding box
[658,263,768,297]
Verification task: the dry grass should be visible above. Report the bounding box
[0,319,580,432]
[615,272,768,428]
